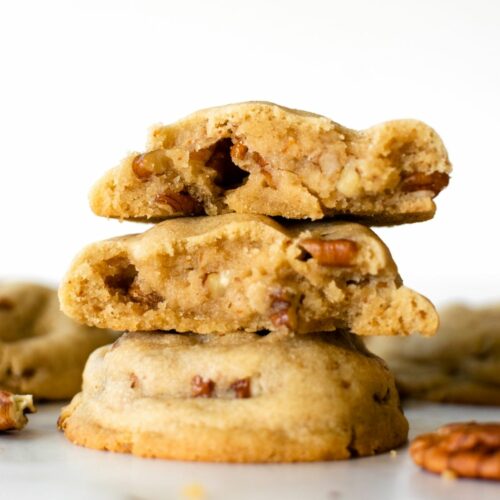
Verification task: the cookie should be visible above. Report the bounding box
[58,330,408,462]
[59,214,437,336]
[410,422,500,480]
[365,304,500,405]
[0,391,35,431]
[89,101,451,223]
[0,282,118,400]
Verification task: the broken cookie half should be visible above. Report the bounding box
[89,101,451,224]
[59,214,437,336]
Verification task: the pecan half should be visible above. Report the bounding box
[191,375,215,398]
[132,150,173,180]
[400,171,449,196]
[154,191,203,215]
[231,378,251,398]
[299,238,358,267]
[410,422,500,480]
[0,391,36,431]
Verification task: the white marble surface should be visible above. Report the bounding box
[1,401,499,500]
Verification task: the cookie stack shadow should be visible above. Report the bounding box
[57,102,451,462]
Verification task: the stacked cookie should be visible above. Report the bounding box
[58,102,451,462]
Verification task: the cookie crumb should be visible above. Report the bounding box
[390,449,397,458]
[181,483,206,500]
[0,392,36,431]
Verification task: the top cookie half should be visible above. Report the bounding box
[90,102,451,224]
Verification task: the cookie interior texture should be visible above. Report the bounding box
[0,282,117,400]
[366,304,500,405]
[89,101,451,223]
[58,331,408,462]
[59,214,437,336]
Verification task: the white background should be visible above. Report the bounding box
[1,0,499,306]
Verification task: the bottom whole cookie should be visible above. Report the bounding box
[58,331,408,462]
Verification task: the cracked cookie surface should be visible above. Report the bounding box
[366,304,500,405]
[59,214,437,336]
[89,101,451,224]
[0,282,117,400]
[58,330,408,462]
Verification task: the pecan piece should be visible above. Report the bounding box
[269,290,297,330]
[0,391,36,431]
[230,142,248,160]
[261,168,276,188]
[252,152,267,168]
[299,238,358,267]
[400,171,449,196]
[154,191,203,215]
[0,297,14,310]
[129,285,164,308]
[231,378,251,398]
[252,152,276,188]
[410,422,500,480]
[132,150,173,180]
[191,375,215,398]
[129,373,139,389]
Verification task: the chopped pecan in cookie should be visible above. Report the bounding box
[132,150,173,180]
[230,378,251,399]
[129,373,139,389]
[154,191,203,215]
[230,142,248,160]
[0,297,15,310]
[191,375,215,398]
[129,286,164,308]
[299,238,358,267]
[400,171,449,196]
[269,290,297,330]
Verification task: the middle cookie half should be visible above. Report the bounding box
[60,214,437,336]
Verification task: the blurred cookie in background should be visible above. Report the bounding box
[366,304,500,405]
[0,282,118,400]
